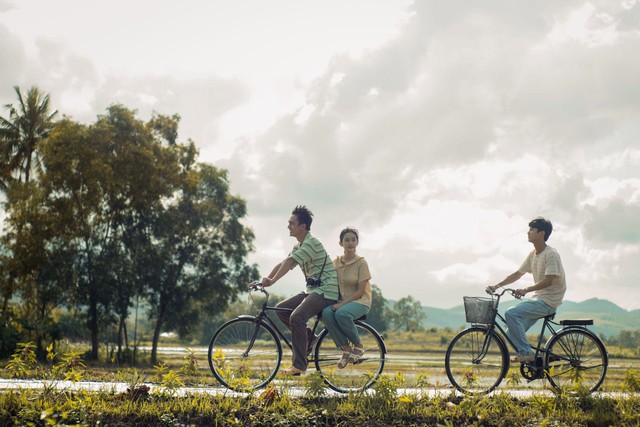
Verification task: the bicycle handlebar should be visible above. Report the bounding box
[249,281,265,292]
[485,287,519,298]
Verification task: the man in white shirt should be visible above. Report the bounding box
[488,217,566,363]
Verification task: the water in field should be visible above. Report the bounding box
[136,345,639,393]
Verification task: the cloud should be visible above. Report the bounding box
[0,23,26,99]
[223,1,640,310]
[2,0,640,310]
[584,198,640,244]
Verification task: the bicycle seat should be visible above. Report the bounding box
[559,319,593,326]
[544,313,556,321]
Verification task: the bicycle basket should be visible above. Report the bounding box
[463,296,497,324]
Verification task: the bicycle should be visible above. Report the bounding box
[445,288,608,395]
[207,282,387,393]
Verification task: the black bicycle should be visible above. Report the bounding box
[208,282,387,393]
[445,288,608,395]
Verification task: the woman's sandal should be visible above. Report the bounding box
[348,347,365,364]
[337,351,351,369]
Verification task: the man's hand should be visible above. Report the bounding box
[486,285,499,294]
[514,288,528,299]
[261,277,274,287]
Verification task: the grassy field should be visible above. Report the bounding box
[1,330,639,426]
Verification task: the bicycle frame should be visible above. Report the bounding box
[241,287,321,356]
[480,310,555,361]
[208,283,387,393]
[447,288,608,394]
[477,290,594,363]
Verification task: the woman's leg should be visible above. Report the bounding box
[321,306,349,349]
[333,302,369,347]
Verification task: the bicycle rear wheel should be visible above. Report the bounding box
[208,317,282,391]
[314,321,386,393]
[544,328,608,393]
[445,327,509,394]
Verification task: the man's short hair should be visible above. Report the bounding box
[529,217,553,241]
[292,205,314,230]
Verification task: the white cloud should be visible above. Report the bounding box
[2,0,640,311]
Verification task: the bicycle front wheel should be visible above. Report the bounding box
[544,328,608,393]
[445,327,509,394]
[208,317,282,391]
[314,321,386,393]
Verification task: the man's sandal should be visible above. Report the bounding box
[280,366,306,376]
[337,351,351,369]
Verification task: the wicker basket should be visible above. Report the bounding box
[463,296,498,324]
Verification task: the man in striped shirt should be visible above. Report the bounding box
[261,205,339,376]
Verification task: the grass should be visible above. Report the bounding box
[1,331,640,426]
[1,380,639,426]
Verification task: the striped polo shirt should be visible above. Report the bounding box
[290,233,339,301]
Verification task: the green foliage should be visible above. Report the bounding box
[0,377,639,426]
[5,342,38,378]
[371,373,401,405]
[179,347,198,377]
[622,369,640,392]
[388,295,426,332]
[0,85,58,186]
[1,100,258,364]
[366,284,389,333]
[159,370,185,396]
[303,370,327,399]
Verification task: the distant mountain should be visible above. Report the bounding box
[417,298,639,338]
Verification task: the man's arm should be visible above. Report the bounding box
[261,257,297,287]
[488,271,525,293]
[514,274,557,298]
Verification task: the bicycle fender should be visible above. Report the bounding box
[235,315,258,321]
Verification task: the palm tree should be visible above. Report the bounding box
[0,86,58,188]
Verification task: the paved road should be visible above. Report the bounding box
[0,378,629,399]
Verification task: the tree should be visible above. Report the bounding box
[2,102,257,362]
[0,180,71,357]
[0,86,57,188]
[35,106,183,360]
[365,284,389,333]
[388,295,426,332]
[138,156,258,363]
[0,85,58,356]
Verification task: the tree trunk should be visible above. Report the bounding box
[89,289,99,360]
[117,316,124,363]
[150,303,165,364]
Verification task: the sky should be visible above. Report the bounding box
[1,0,639,311]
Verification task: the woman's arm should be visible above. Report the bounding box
[331,279,369,312]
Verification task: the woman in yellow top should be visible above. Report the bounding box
[322,227,372,369]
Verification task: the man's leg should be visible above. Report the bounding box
[275,292,307,329]
[505,299,555,356]
[289,292,335,371]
